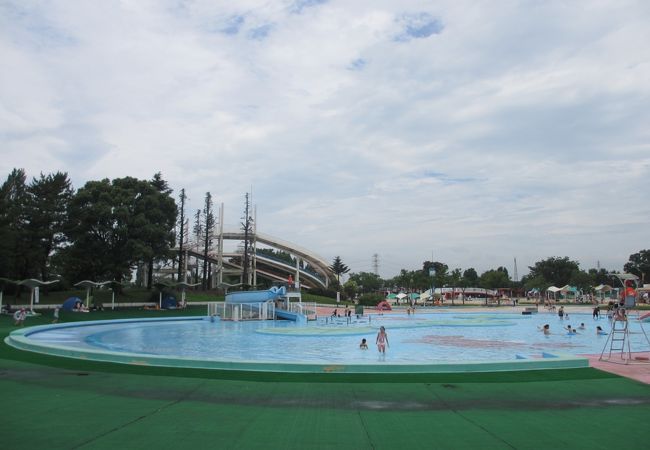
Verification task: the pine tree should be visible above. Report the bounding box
[330,256,350,284]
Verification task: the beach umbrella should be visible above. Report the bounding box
[173,281,201,307]
[74,281,111,308]
[18,279,59,312]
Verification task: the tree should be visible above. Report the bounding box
[624,250,650,285]
[422,261,449,293]
[569,269,593,292]
[463,268,479,285]
[447,268,462,305]
[143,174,177,289]
[25,172,73,281]
[348,272,383,293]
[192,209,202,283]
[479,267,511,289]
[202,192,215,290]
[63,176,176,283]
[176,188,187,282]
[526,257,580,287]
[0,169,29,280]
[588,268,611,286]
[343,279,358,300]
[240,193,254,289]
[329,256,349,285]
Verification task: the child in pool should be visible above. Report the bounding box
[538,324,550,335]
[596,326,608,335]
[376,326,389,354]
[359,338,368,349]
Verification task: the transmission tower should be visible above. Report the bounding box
[372,253,379,276]
[513,257,519,283]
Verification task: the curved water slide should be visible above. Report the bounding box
[222,231,332,277]
[179,231,333,289]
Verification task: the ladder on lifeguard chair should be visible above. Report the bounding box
[599,318,632,363]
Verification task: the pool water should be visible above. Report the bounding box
[23,312,650,365]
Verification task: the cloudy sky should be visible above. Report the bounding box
[1,0,649,278]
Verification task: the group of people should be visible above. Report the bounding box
[331,306,353,318]
[538,322,608,335]
[359,326,389,354]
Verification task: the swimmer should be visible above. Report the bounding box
[593,306,600,319]
[564,325,577,334]
[596,326,608,335]
[359,338,368,350]
[558,306,564,319]
[538,324,550,335]
[578,323,585,330]
[376,326,389,354]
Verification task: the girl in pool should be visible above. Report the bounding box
[376,326,389,354]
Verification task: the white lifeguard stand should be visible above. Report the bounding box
[599,273,650,364]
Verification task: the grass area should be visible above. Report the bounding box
[2,309,650,449]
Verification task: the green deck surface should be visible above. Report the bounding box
[1,309,650,449]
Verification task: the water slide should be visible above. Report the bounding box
[226,286,286,303]
[225,286,306,322]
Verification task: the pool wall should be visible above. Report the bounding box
[6,318,589,374]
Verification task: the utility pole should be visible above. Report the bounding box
[241,192,254,288]
[177,188,186,282]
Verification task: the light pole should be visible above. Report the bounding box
[429,267,435,304]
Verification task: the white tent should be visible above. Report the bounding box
[594,284,613,301]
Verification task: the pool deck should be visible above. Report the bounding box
[584,352,650,384]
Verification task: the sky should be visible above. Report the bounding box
[1,0,649,279]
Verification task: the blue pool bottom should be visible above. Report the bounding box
[6,316,590,374]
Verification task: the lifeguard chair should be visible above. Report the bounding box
[599,273,650,364]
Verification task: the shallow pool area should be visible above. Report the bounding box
[7,311,649,373]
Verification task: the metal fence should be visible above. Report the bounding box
[207,301,276,321]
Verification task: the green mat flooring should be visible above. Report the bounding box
[2,310,650,449]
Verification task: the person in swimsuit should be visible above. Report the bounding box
[359,338,368,349]
[538,324,550,335]
[376,326,389,354]
[593,306,600,319]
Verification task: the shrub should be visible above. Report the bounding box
[358,293,384,306]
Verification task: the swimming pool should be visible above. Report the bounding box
[7,311,649,373]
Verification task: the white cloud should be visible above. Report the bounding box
[1,0,649,278]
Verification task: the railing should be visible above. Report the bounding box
[285,301,317,320]
[207,301,275,321]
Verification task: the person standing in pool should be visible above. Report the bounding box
[376,326,389,354]
[593,306,600,320]
[558,306,565,319]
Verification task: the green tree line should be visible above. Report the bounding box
[0,169,177,291]
[334,254,649,301]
